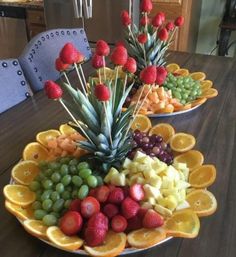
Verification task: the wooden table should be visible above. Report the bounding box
[1,52,236,257]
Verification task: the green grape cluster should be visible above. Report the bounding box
[163,73,202,105]
[29,157,103,226]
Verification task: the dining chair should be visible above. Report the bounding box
[0,59,32,114]
[19,28,92,92]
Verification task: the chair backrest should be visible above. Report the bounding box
[0,59,32,114]
[19,28,92,92]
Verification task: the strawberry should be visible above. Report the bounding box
[140,65,157,84]
[157,11,166,22]
[156,66,167,85]
[84,227,107,246]
[115,41,126,47]
[121,197,140,219]
[88,188,97,198]
[140,0,153,13]
[55,57,70,72]
[44,80,63,99]
[87,212,109,231]
[60,43,83,64]
[152,14,162,27]
[110,46,128,66]
[59,211,83,236]
[158,28,169,41]
[166,21,175,31]
[96,40,110,56]
[69,199,81,212]
[129,184,145,201]
[175,16,184,27]
[94,84,110,101]
[122,186,131,198]
[81,196,100,218]
[111,215,127,233]
[137,207,148,219]
[123,57,137,74]
[92,54,105,69]
[103,203,119,219]
[140,15,150,26]
[121,10,131,27]
[142,209,164,229]
[108,187,124,204]
[126,215,142,231]
[95,186,110,203]
[137,33,147,44]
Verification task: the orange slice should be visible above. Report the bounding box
[200,80,213,91]
[170,133,196,153]
[174,150,204,171]
[189,165,216,188]
[46,226,83,251]
[11,160,40,186]
[5,200,34,220]
[174,68,189,76]
[131,114,152,133]
[190,72,206,81]
[174,103,192,111]
[3,185,36,207]
[23,142,49,163]
[200,88,218,99]
[59,124,77,135]
[186,189,217,217]
[149,123,175,142]
[165,209,200,238]
[23,220,48,240]
[190,97,207,107]
[84,231,126,257]
[166,63,180,73]
[127,227,166,249]
[36,129,61,147]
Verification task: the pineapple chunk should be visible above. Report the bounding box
[158,195,178,211]
[161,176,174,189]
[141,202,153,209]
[161,188,178,197]
[123,158,132,169]
[147,175,162,189]
[104,167,119,183]
[110,173,126,186]
[176,200,190,211]
[133,151,147,162]
[152,161,167,174]
[143,184,161,199]
[154,204,172,217]
[147,197,156,206]
[121,169,130,175]
[173,162,188,170]
[129,173,145,185]
[143,169,156,179]
[175,180,190,190]
[129,162,139,174]
[137,163,152,173]
[166,166,180,180]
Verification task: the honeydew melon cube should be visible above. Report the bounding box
[147,197,156,206]
[141,202,153,209]
[154,204,172,217]
[133,151,147,162]
[122,158,132,169]
[161,176,174,189]
[176,200,190,211]
[143,184,161,199]
[104,167,119,183]
[143,169,156,180]
[147,175,162,189]
[110,173,126,186]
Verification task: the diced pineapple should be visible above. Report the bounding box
[173,162,187,170]
[161,188,178,197]
[123,158,132,169]
[161,176,174,189]
[143,184,161,199]
[178,189,186,202]
[154,204,172,217]
[175,180,190,190]
[176,200,190,211]
[129,162,139,174]
[158,195,178,211]
[141,202,153,209]
[186,188,195,194]
[136,177,145,185]
[147,197,156,206]
[142,155,154,164]
[152,161,167,174]
[166,166,180,180]
[143,169,156,179]
[121,169,130,175]
[110,173,126,186]
[147,175,162,189]
[133,151,147,162]
[178,170,186,181]
[104,167,119,183]
[130,173,145,185]
[182,168,190,180]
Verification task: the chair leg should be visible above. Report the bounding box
[218,28,231,56]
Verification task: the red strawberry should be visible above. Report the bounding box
[126,215,142,231]
[60,43,82,64]
[140,65,157,84]
[123,57,137,74]
[87,212,109,231]
[129,184,145,201]
[156,66,167,85]
[84,227,107,247]
[122,186,130,198]
[158,28,169,41]
[92,54,105,69]
[157,11,165,22]
[138,33,148,44]
[140,15,150,26]
[121,10,131,27]
[115,41,126,47]
[110,46,128,66]
[88,188,97,198]
[69,199,81,212]
[59,211,83,236]
[175,16,184,27]
[103,203,119,219]
[111,215,127,233]
[166,21,175,31]
[55,57,70,72]
[94,84,110,101]
[152,14,162,27]
[44,80,63,99]
[108,187,125,204]
[96,40,110,56]
[121,197,140,219]
[81,196,100,218]
[96,186,110,203]
[142,209,164,229]
[137,207,148,219]
[140,0,153,13]
[108,184,116,192]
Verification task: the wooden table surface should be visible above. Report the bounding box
[1,52,236,257]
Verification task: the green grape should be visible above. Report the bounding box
[71,189,78,199]
[56,183,64,194]
[49,212,60,219]
[44,169,53,177]
[79,168,92,179]
[77,162,89,170]
[50,191,60,202]
[181,99,186,105]
[51,172,61,183]
[35,189,43,201]
[42,199,53,211]
[182,93,189,100]
[61,175,72,186]
[48,162,61,171]
[173,91,181,100]
[72,175,83,187]
[86,175,98,188]
[42,179,53,190]
[69,159,79,166]
[38,161,48,170]
[78,185,89,199]
[52,199,64,212]
[60,164,69,176]
[69,165,77,174]
[42,214,57,226]
[29,181,41,192]
[41,190,53,201]
[32,201,42,210]
[34,209,47,220]
[61,191,71,200]
[96,176,104,186]
[60,157,71,164]
[37,172,47,182]
[66,185,73,192]
[64,199,72,209]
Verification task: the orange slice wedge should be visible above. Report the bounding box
[11,160,40,186]
[46,226,83,251]
[190,97,207,107]
[23,220,48,240]
[174,150,204,171]
[165,209,200,238]
[4,185,36,207]
[190,72,206,81]
[127,227,166,249]
[5,200,34,220]
[189,165,216,188]
[174,103,192,111]
[131,114,152,133]
[59,124,77,135]
[200,80,213,91]
[23,142,49,163]
[174,68,189,76]
[36,129,61,147]
[170,133,196,153]
[186,189,217,217]
[149,123,175,142]
[200,88,218,99]
[84,231,126,257]
[166,63,180,73]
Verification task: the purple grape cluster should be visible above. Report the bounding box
[128,129,174,165]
